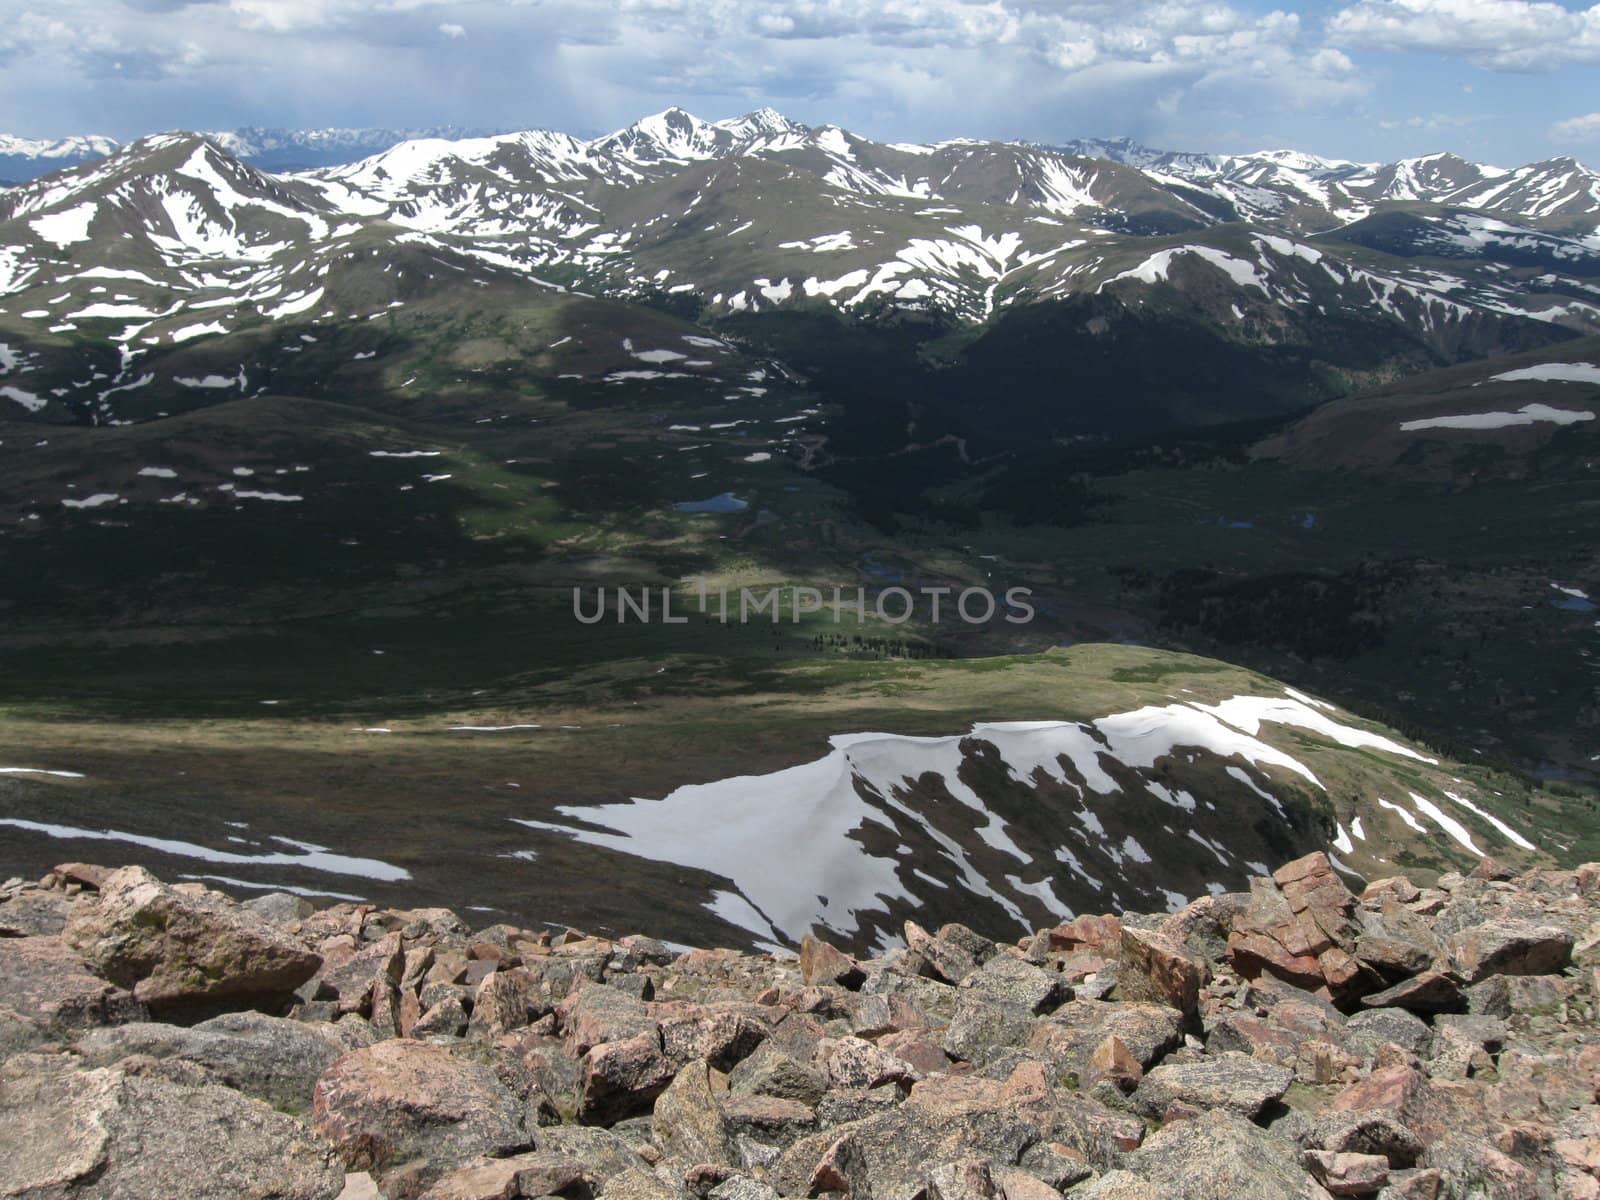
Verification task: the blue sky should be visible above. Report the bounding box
[1,0,1596,164]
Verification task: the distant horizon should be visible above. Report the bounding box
[1,0,1598,168]
[2,107,1596,175]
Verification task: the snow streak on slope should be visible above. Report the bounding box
[1400,405,1596,431]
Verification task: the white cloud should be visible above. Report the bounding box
[1327,0,1600,70]
[1551,111,1600,141]
[438,20,465,37]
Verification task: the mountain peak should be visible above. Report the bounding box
[720,107,803,136]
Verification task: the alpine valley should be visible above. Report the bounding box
[0,109,1597,952]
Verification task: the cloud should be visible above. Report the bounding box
[1551,112,1600,141]
[1376,110,1493,131]
[1327,0,1600,70]
[0,0,1525,157]
[547,0,1371,137]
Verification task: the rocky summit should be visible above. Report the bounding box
[2,853,1598,1200]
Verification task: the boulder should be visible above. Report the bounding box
[823,1036,921,1090]
[1303,1150,1390,1196]
[800,934,865,989]
[417,1152,587,1200]
[1227,854,1365,1000]
[1357,972,1462,1015]
[728,1046,828,1106]
[0,888,77,937]
[74,1011,345,1112]
[652,1059,736,1166]
[312,1039,528,1193]
[0,935,145,1049]
[577,1033,676,1125]
[563,985,657,1054]
[957,955,1068,1015]
[1118,1109,1324,1199]
[1131,1053,1295,1120]
[469,967,539,1039]
[63,867,321,1011]
[0,1059,343,1199]
[658,1003,768,1070]
[1446,920,1574,982]
[1118,927,1208,1014]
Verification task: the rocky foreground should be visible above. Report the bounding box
[1,855,1598,1200]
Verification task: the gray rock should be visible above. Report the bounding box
[0,935,145,1051]
[534,1125,651,1184]
[74,1011,345,1113]
[1344,1008,1432,1061]
[0,889,78,937]
[0,1060,343,1199]
[652,1059,735,1166]
[241,892,315,924]
[1120,1108,1324,1199]
[728,1045,828,1106]
[1131,1052,1295,1120]
[940,994,1034,1065]
[599,1166,680,1200]
[1446,920,1574,982]
[1075,1170,1164,1199]
[957,955,1067,1015]
[1306,1113,1424,1168]
[709,1174,782,1200]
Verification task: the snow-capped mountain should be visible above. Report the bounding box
[202,125,503,172]
[0,126,503,181]
[0,134,121,183]
[1,109,1598,424]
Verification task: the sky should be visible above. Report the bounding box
[0,0,1597,165]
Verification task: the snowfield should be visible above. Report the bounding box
[1486,362,1600,386]
[1400,404,1596,432]
[513,692,1527,948]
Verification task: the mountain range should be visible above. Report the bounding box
[0,107,1596,429]
[0,126,497,180]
